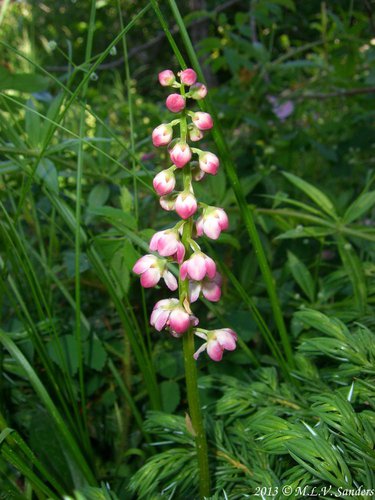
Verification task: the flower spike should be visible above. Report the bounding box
[133,68,237,364]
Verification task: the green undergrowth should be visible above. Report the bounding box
[129,310,375,499]
[0,0,374,498]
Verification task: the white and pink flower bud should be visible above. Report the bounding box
[193,328,237,361]
[189,82,208,100]
[189,272,222,303]
[153,169,176,196]
[152,124,173,147]
[166,94,186,113]
[180,68,197,86]
[192,112,213,131]
[150,298,198,336]
[196,207,229,240]
[180,252,216,282]
[169,142,192,168]
[189,126,204,142]
[158,69,175,87]
[132,254,178,291]
[175,191,197,219]
[160,195,176,212]
[199,151,219,175]
[149,230,185,264]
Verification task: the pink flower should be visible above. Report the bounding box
[158,69,175,86]
[198,152,219,175]
[196,207,229,240]
[159,195,176,212]
[180,68,197,86]
[193,328,237,361]
[192,112,213,131]
[189,272,222,303]
[166,94,186,113]
[169,142,192,168]
[189,83,207,100]
[175,191,197,219]
[189,126,204,142]
[149,230,185,264]
[133,255,177,291]
[153,169,176,196]
[268,95,294,121]
[152,124,173,147]
[150,298,198,336]
[273,100,294,121]
[180,252,216,281]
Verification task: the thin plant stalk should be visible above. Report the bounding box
[179,95,210,499]
[74,0,97,450]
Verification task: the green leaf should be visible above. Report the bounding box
[0,331,95,484]
[160,380,180,413]
[29,410,73,491]
[89,206,136,230]
[154,352,178,378]
[275,226,334,240]
[0,67,49,92]
[88,184,110,209]
[294,309,348,339]
[63,250,90,278]
[282,172,337,219]
[84,337,107,372]
[119,186,133,212]
[36,158,59,193]
[110,246,130,298]
[47,335,78,376]
[343,191,375,223]
[337,237,367,314]
[25,99,42,147]
[287,251,315,302]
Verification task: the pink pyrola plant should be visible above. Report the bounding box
[133,68,238,360]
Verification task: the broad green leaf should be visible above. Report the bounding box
[154,352,178,378]
[36,158,59,193]
[110,246,130,298]
[89,206,136,230]
[47,335,78,376]
[63,250,90,278]
[0,67,49,92]
[84,337,107,372]
[282,172,337,219]
[160,380,180,413]
[287,251,315,302]
[343,191,375,223]
[119,186,133,212]
[88,184,110,209]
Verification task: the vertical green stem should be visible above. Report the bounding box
[117,0,138,224]
[182,330,211,498]
[179,105,210,499]
[75,0,96,453]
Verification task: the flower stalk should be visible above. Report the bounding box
[133,68,239,498]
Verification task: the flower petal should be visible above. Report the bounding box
[163,270,178,291]
[207,340,224,362]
